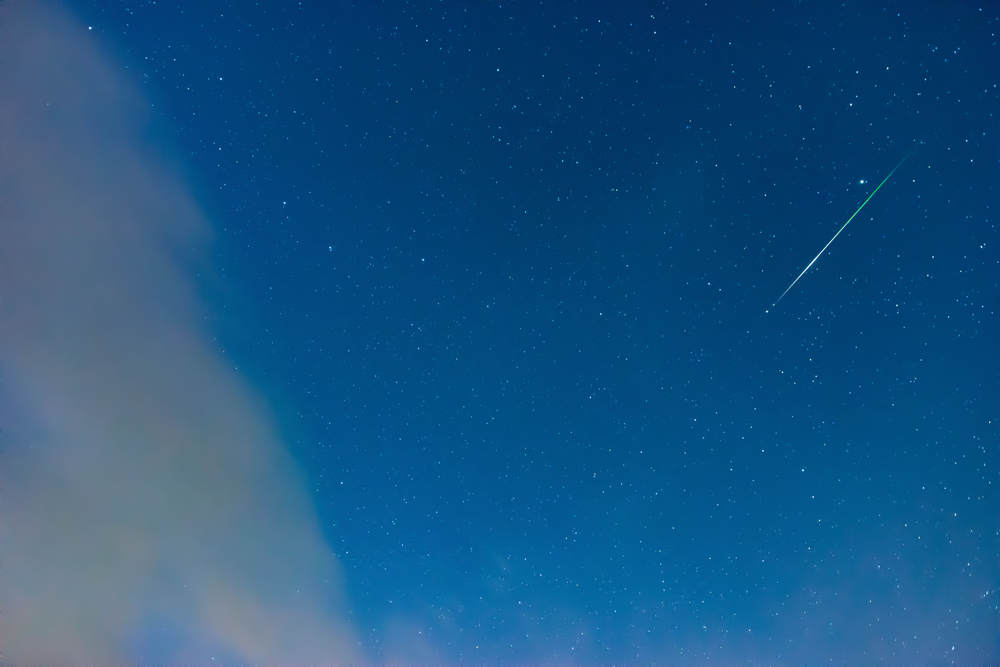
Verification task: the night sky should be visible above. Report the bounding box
[3,1,998,665]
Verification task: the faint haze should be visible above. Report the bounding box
[0,1,361,663]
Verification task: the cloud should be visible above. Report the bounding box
[0,2,362,663]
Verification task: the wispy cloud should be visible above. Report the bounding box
[0,2,361,663]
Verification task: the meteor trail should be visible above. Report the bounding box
[771,146,918,309]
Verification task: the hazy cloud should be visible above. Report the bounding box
[0,2,361,663]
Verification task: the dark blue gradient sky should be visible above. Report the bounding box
[10,1,999,664]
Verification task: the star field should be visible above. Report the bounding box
[56,1,1000,664]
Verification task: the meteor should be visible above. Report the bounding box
[770,145,919,309]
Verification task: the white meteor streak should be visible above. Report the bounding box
[771,147,917,309]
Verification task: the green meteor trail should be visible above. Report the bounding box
[771,145,919,309]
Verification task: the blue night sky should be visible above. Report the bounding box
[3,1,997,665]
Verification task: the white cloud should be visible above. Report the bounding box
[0,2,362,664]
